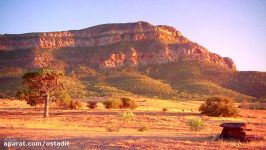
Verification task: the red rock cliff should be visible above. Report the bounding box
[0,21,236,70]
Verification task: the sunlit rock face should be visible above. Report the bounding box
[0,21,236,70]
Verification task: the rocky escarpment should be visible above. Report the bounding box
[0,21,236,70]
[0,22,186,51]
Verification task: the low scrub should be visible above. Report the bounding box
[70,100,83,109]
[137,125,149,132]
[199,96,238,117]
[87,101,97,109]
[187,117,204,131]
[162,107,169,112]
[103,99,122,109]
[103,97,137,109]
[56,100,71,109]
[106,112,135,132]
[119,111,135,121]
[120,97,138,109]
[106,121,121,132]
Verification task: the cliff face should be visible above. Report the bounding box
[0,22,186,50]
[0,21,236,70]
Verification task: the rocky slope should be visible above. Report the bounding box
[0,21,235,70]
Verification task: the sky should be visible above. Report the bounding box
[0,0,265,71]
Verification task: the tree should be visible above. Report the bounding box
[18,69,64,118]
[16,89,44,109]
[59,76,87,98]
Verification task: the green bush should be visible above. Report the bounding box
[199,96,238,117]
[70,100,83,109]
[87,101,97,109]
[56,99,71,109]
[105,112,135,132]
[119,111,135,122]
[121,97,138,109]
[188,117,204,131]
[55,90,71,109]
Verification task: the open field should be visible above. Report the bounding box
[0,98,266,150]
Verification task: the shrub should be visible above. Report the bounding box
[188,117,204,131]
[55,90,71,109]
[103,98,138,109]
[119,111,135,122]
[87,101,97,109]
[137,125,149,132]
[106,121,121,132]
[121,97,138,109]
[162,107,169,112]
[70,100,83,109]
[199,96,238,117]
[103,99,122,109]
[56,99,71,109]
[106,112,135,132]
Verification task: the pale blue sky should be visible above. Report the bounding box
[0,0,265,71]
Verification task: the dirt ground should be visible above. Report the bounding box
[0,99,265,150]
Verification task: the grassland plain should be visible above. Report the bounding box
[0,98,265,149]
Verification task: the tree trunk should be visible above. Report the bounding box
[44,93,49,118]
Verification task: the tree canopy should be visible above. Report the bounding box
[17,69,87,117]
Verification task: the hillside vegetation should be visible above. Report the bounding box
[0,47,265,101]
[105,71,177,99]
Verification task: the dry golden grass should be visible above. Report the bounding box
[0,98,265,149]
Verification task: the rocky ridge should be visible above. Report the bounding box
[0,21,236,70]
